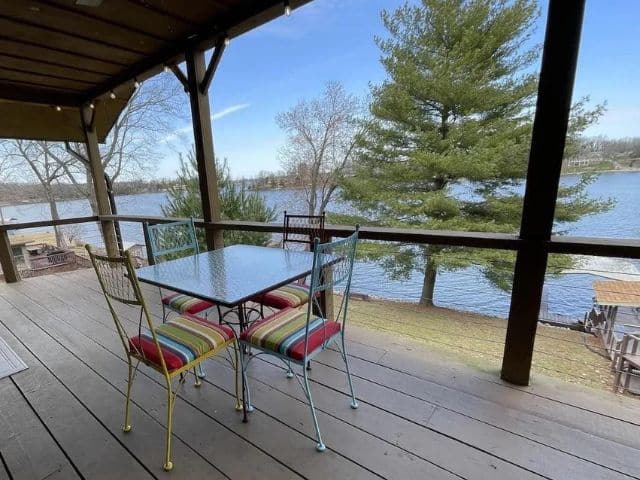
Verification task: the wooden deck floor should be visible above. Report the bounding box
[1,269,639,480]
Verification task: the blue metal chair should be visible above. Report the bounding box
[143,219,222,378]
[239,228,359,451]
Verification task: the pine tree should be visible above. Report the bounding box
[340,0,610,305]
[163,150,276,247]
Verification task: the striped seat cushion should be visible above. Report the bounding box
[258,283,311,309]
[162,292,215,315]
[129,314,234,371]
[240,307,340,361]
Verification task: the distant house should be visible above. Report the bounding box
[567,157,592,167]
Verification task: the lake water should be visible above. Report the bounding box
[2,171,639,320]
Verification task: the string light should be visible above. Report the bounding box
[224,36,230,47]
[164,65,170,73]
[109,91,116,99]
[55,105,62,112]
[284,0,291,16]
[134,78,140,89]
[89,102,95,110]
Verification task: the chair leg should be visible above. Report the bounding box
[286,360,294,378]
[196,363,206,379]
[623,364,633,393]
[163,378,174,471]
[193,367,202,388]
[302,366,325,452]
[339,334,358,409]
[232,342,242,411]
[123,360,134,432]
[613,355,624,393]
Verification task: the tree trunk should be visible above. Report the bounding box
[85,168,99,215]
[44,186,65,247]
[420,256,437,306]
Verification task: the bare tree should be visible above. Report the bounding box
[277,81,364,216]
[1,75,185,235]
[64,76,185,213]
[0,148,16,224]
[0,140,73,246]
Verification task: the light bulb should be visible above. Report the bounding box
[109,91,116,99]
[55,105,62,112]
[134,79,140,89]
[164,65,170,73]
[224,36,230,46]
[285,5,291,15]
[89,102,95,110]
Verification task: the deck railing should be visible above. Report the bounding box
[1,213,640,282]
[2,213,640,387]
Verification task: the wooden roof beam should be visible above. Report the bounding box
[82,0,311,102]
[201,36,227,94]
[0,83,82,107]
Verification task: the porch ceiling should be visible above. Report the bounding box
[0,0,308,142]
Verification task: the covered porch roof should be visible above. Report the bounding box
[0,0,308,142]
[594,281,640,308]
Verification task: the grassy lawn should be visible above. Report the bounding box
[345,296,614,391]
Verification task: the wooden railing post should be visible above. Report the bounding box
[318,233,335,321]
[0,230,20,283]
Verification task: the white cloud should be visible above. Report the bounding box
[212,103,250,120]
[162,103,251,143]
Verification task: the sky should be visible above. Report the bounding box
[156,0,640,179]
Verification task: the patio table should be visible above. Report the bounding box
[135,244,319,330]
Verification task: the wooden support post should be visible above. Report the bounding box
[0,230,20,283]
[501,0,586,385]
[185,49,224,250]
[318,233,335,321]
[81,104,119,257]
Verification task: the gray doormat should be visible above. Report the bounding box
[0,335,27,380]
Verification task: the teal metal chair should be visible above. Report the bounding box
[143,219,222,378]
[143,219,222,323]
[239,228,359,451]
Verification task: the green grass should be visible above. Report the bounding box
[345,296,614,391]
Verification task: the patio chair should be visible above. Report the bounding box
[86,245,240,471]
[613,332,640,394]
[239,228,359,452]
[143,219,222,325]
[255,211,326,316]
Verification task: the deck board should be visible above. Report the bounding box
[0,375,80,480]
[0,269,639,479]
[0,314,154,480]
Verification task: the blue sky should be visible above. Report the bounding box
[156,0,640,179]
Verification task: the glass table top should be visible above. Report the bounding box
[135,245,318,307]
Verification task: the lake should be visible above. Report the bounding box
[2,171,639,320]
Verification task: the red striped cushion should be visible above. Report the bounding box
[129,314,234,371]
[162,292,215,315]
[240,307,340,361]
[258,283,311,309]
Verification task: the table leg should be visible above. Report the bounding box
[238,304,249,423]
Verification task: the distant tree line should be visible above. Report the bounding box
[573,136,640,159]
[0,179,176,204]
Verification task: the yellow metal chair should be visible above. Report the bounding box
[86,245,240,471]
